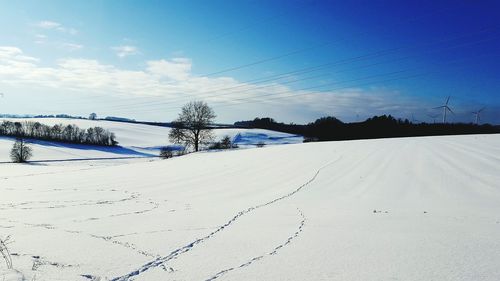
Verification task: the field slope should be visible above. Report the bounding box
[0,118,302,163]
[0,134,499,281]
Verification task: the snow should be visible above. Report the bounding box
[0,118,303,163]
[0,269,24,281]
[0,125,499,280]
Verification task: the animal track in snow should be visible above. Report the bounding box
[205,208,306,281]
[109,157,340,281]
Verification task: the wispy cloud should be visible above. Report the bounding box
[37,20,61,29]
[61,43,84,51]
[112,45,139,58]
[33,34,83,51]
[34,34,47,44]
[36,20,78,35]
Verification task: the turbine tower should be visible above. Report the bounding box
[434,96,453,123]
[472,107,485,124]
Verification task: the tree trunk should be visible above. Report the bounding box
[194,130,199,152]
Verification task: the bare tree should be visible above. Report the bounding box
[10,138,33,163]
[89,112,97,120]
[169,101,216,152]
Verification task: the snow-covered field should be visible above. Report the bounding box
[0,118,303,163]
[1,126,499,280]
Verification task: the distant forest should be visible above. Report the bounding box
[0,120,118,146]
[234,116,500,142]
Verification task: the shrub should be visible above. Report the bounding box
[159,146,175,159]
[210,135,237,150]
[209,141,222,150]
[256,141,266,148]
[220,135,232,149]
[175,148,187,156]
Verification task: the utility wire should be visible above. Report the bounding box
[46,3,467,107]
[107,51,499,115]
[77,28,500,114]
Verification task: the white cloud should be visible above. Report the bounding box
[36,20,78,35]
[112,45,139,58]
[0,45,443,122]
[60,43,84,51]
[0,47,39,63]
[33,32,83,51]
[64,28,78,35]
[37,20,61,29]
[146,58,191,81]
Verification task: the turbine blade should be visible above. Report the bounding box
[446,106,454,114]
[445,96,450,105]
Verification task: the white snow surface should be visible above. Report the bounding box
[0,118,303,163]
[0,131,499,281]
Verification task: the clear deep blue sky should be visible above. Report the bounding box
[0,0,499,123]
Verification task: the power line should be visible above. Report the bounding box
[106,50,499,115]
[73,28,500,114]
[46,3,468,108]
[114,31,500,111]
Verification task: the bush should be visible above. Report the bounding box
[210,135,237,150]
[209,141,222,150]
[10,138,32,163]
[256,141,266,148]
[220,135,233,149]
[175,148,187,156]
[159,146,174,159]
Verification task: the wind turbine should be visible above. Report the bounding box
[427,113,440,124]
[434,96,453,123]
[472,107,485,124]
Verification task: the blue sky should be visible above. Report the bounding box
[0,0,499,124]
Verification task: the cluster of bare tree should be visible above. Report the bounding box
[0,121,118,146]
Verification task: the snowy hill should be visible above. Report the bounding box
[0,133,499,280]
[0,118,303,163]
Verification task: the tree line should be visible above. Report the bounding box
[0,121,118,146]
[234,116,500,142]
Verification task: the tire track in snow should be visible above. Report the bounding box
[205,208,306,281]
[109,157,341,281]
